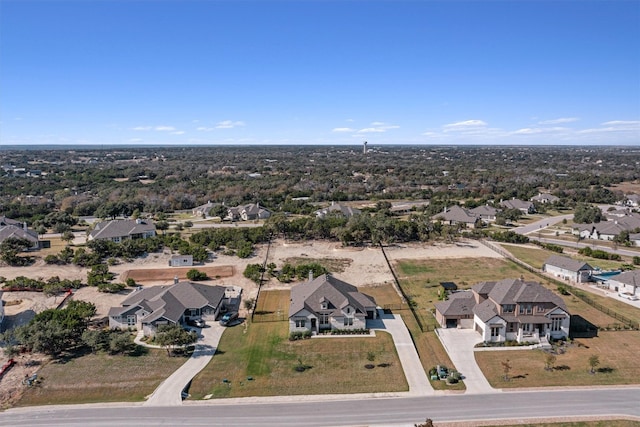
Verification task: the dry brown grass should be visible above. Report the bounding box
[121,265,234,282]
[475,331,640,388]
[16,349,188,406]
[500,244,631,270]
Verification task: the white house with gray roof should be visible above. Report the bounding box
[289,274,377,334]
[606,270,640,297]
[500,198,536,214]
[88,219,156,243]
[436,278,570,344]
[108,281,226,335]
[226,203,271,221]
[315,202,361,219]
[543,255,593,283]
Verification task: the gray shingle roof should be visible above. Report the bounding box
[0,225,39,244]
[315,203,362,218]
[89,219,156,240]
[609,270,640,287]
[434,291,475,316]
[544,255,592,272]
[433,205,477,224]
[289,274,376,318]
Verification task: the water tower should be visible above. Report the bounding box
[363,141,368,154]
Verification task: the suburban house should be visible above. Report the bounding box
[289,274,377,334]
[192,201,222,218]
[623,194,640,208]
[500,198,536,214]
[108,281,226,335]
[630,233,640,247]
[469,205,501,222]
[433,205,479,228]
[531,193,559,204]
[88,219,156,243]
[606,270,640,297]
[0,216,39,249]
[169,254,193,267]
[315,202,361,219]
[226,203,271,221]
[435,278,570,344]
[543,255,593,283]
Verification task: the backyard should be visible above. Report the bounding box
[498,243,630,271]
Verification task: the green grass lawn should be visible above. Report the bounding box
[17,348,188,406]
[499,244,630,270]
[282,256,353,274]
[476,331,640,388]
[188,321,408,398]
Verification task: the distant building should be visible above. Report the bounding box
[543,255,593,283]
[432,205,479,228]
[531,193,559,204]
[500,198,536,214]
[226,203,271,221]
[169,254,193,267]
[315,202,362,219]
[0,216,39,250]
[88,219,156,243]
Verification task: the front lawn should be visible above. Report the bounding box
[17,348,188,406]
[475,331,640,388]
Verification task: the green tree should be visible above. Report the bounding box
[243,264,264,284]
[588,354,600,374]
[186,269,208,281]
[155,324,197,356]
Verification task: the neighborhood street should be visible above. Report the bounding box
[3,387,639,426]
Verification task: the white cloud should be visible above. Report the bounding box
[132,126,152,131]
[196,127,215,132]
[155,126,176,131]
[512,127,568,135]
[601,120,640,126]
[538,117,579,125]
[216,120,245,129]
[332,127,356,133]
[443,120,488,131]
[170,131,185,135]
[357,122,399,133]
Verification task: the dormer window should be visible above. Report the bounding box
[321,302,328,310]
[346,307,351,314]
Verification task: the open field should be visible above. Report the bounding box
[16,348,188,406]
[121,265,235,283]
[188,321,407,398]
[498,244,629,271]
[475,331,640,388]
[282,256,353,273]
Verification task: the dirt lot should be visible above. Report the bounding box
[0,238,502,407]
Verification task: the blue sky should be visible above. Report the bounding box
[1,0,639,146]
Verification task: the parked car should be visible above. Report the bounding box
[619,292,639,301]
[219,312,239,326]
[187,318,205,328]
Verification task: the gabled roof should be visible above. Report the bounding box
[315,203,362,218]
[469,205,500,217]
[114,281,226,324]
[472,281,496,295]
[0,216,21,227]
[544,255,593,273]
[89,219,156,240]
[531,193,559,203]
[609,270,640,286]
[289,274,376,318]
[500,199,534,211]
[0,225,39,244]
[486,278,566,310]
[433,205,477,224]
[434,291,474,316]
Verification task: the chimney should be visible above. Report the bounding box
[309,270,314,282]
[23,221,27,230]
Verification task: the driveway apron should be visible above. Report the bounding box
[144,323,225,406]
[435,328,498,394]
[371,311,433,395]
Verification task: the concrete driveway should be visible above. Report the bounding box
[144,322,225,406]
[435,328,498,394]
[370,311,433,395]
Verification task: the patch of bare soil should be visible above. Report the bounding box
[120,265,235,283]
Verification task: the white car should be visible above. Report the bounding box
[618,292,639,301]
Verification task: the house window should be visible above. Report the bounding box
[551,317,563,332]
[503,304,514,313]
[319,313,329,325]
[536,305,545,313]
[127,315,136,326]
[346,307,351,314]
[490,326,500,337]
[344,317,353,326]
[507,322,516,333]
[523,323,532,333]
[321,302,328,310]
[519,304,532,315]
[295,319,306,328]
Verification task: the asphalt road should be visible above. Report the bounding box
[2,388,639,426]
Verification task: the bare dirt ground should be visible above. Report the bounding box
[0,238,502,408]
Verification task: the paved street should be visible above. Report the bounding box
[144,322,225,406]
[3,388,640,426]
[370,311,433,395]
[435,328,496,394]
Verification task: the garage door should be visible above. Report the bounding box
[446,318,458,328]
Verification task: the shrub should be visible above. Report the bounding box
[288,330,312,341]
[186,269,208,281]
